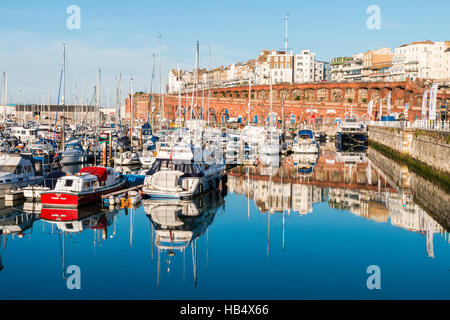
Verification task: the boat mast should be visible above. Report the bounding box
[148,54,156,125]
[195,41,199,119]
[61,44,66,149]
[177,65,182,128]
[248,75,252,125]
[97,68,101,128]
[130,77,133,148]
[207,45,211,126]
[158,35,162,129]
[2,71,7,122]
[62,44,66,126]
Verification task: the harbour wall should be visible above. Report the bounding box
[368,125,450,175]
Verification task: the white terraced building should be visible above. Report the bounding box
[391,40,450,82]
[255,49,294,85]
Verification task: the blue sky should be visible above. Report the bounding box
[0,0,449,105]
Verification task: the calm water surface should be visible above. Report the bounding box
[0,147,449,299]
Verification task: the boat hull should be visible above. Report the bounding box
[61,155,87,165]
[41,180,127,208]
[0,178,44,199]
[143,170,225,200]
[335,132,368,150]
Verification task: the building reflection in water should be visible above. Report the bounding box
[228,146,449,259]
[144,189,225,288]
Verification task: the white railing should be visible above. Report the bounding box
[368,120,450,132]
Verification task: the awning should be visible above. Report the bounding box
[78,167,108,182]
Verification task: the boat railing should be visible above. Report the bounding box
[367,120,450,132]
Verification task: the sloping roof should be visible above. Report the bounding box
[79,167,107,182]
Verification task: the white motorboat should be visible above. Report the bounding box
[0,153,44,198]
[23,185,51,200]
[142,142,225,199]
[293,129,320,154]
[61,140,89,165]
[114,151,141,166]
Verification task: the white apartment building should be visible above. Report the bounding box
[342,53,364,82]
[168,69,183,93]
[391,40,450,81]
[256,49,294,85]
[293,50,325,83]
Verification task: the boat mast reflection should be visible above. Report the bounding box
[41,205,119,279]
[144,189,225,288]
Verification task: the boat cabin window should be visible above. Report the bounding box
[84,181,91,188]
[14,165,23,175]
[65,180,74,187]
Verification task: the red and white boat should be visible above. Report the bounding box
[40,166,127,208]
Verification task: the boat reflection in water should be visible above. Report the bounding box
[41,204,119,279]
[144,189,225,287]
[0,201,36,273]
[0,204,35,237]
[41,204,117,237]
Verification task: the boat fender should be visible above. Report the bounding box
[121,198,131,208]
[199,183,203,194]
[209,180,213,190]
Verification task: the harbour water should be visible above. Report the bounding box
[0,146,449,300]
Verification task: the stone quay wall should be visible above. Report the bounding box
[368,126,450,174]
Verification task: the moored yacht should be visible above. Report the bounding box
[40,166,127,207]
[293,129,320,154]
[114,151,141,166]
[0,153,44,198]
[142,142,225,199]
[335,116,368,150]
[61,140,89,165]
